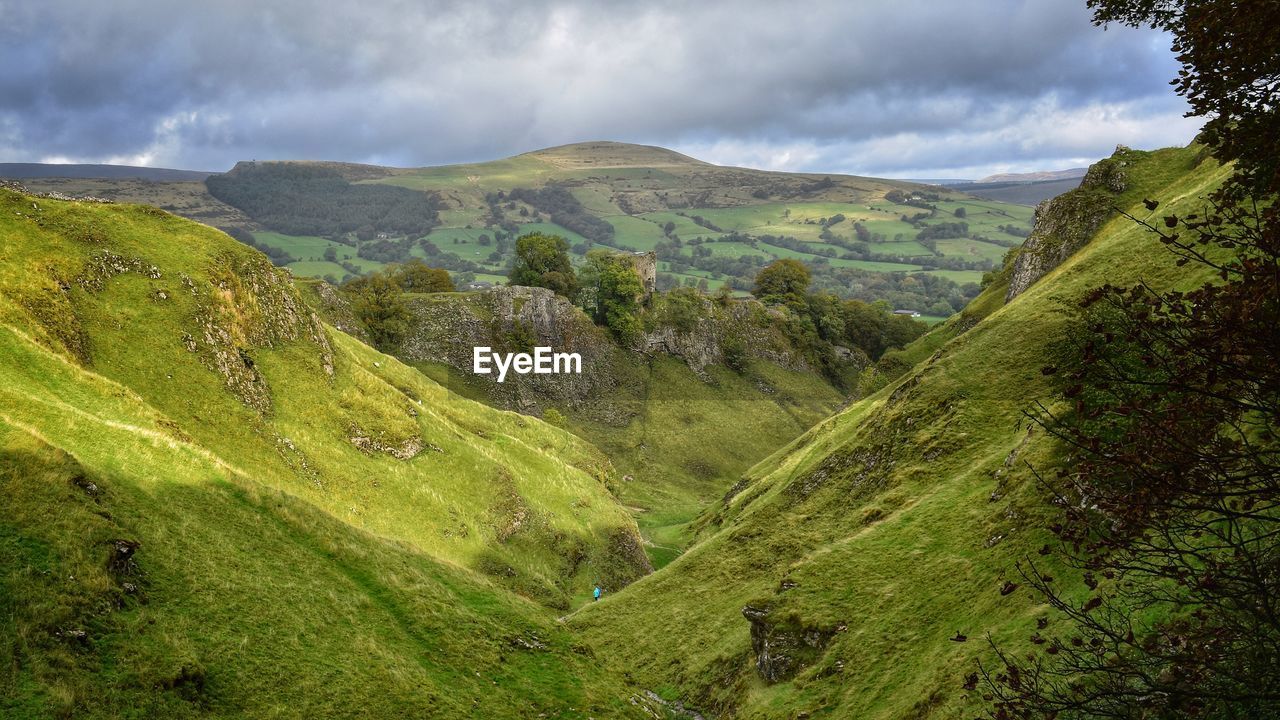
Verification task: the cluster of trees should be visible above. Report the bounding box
[984,1,1280,717]
[997,223,1030,238]
[357,237,415,264]
[206,163,440,238]
[916,221,969,241]
[508,232,580,298]
[504,186,614,244]
[506,233,645,342]
[501,234,929,370]
[884,189,942,207]
[752,259,928,368]
[684,213,725,232]
[578,251,645,343]
[341,260,455,350]
[969,233,1023,249]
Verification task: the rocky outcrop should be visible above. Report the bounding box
[187,252,335,413]
[298,278,369,343]
[741,605,836,682]
[398,285,829,416]
[641,297,810,373]
[628,251,658,298]
[1005,146,1135,302]
[400,285,626,414]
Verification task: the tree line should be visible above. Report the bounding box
[207,163,440,238]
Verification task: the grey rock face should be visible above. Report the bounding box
[400,285,624,413]
[398,285,826,415]
[640,301,807,373]
[1005,146,1134,302]
[742,605,835,682]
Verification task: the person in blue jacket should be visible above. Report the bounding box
[593,585,602,601]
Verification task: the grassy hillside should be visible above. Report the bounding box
[569,145,1229,718]
[421,355,847,570]
[397,283,851,571]
[566,358,845,569]
[0,185,660,716]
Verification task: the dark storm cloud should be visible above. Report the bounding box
[0,0,1199,176]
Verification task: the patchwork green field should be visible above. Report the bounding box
[173,142,1036,313]
[17,143,1038,315]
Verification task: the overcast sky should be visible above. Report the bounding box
[0,0,1200,179]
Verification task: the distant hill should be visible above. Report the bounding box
[978,167,1086,183]
[901,177,976,185]
[0,162,213,182]
[950,176,1084,206]
[521,140,709,168]
[203,142,1037,312]
[14,142,1041,313]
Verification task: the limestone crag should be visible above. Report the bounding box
[398,284,832,416]
[399,285,624,413]
[641,300,809,374]
[1005,146,1133,301]
[741,605,836,683]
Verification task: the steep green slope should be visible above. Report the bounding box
[0,186,656,716]
[417,350,845,570]
[570,145,1229,718]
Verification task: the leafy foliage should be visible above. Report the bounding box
[986,2,1280,716]
[344,272,411,350]
[753,259,811,307]
[579,250,644,343]
[508,232,580,298]
[207,163,440,237]
[506,186,615,244]
[390,259,455,293]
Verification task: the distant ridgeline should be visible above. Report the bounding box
[5,144,1046,317]
[205,161,440,238]
[61,142,1037,315]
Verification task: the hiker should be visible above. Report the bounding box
[593,585,602,601]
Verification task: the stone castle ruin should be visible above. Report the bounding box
[627,251,657,300]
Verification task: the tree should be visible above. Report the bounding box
[984,1,1280,716]
[390,259,454,293]
[579,250,644,343]
[753,259,811,306]
[508,232,580,299]
[344,272,411,350]
[954,207,967,218]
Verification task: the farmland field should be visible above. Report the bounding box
[77,141,1039,311]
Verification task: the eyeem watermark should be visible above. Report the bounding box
[473,346,582,383]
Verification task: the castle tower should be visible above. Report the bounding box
[629,251,657,300]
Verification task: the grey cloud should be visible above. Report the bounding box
[0,0,1197,175]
